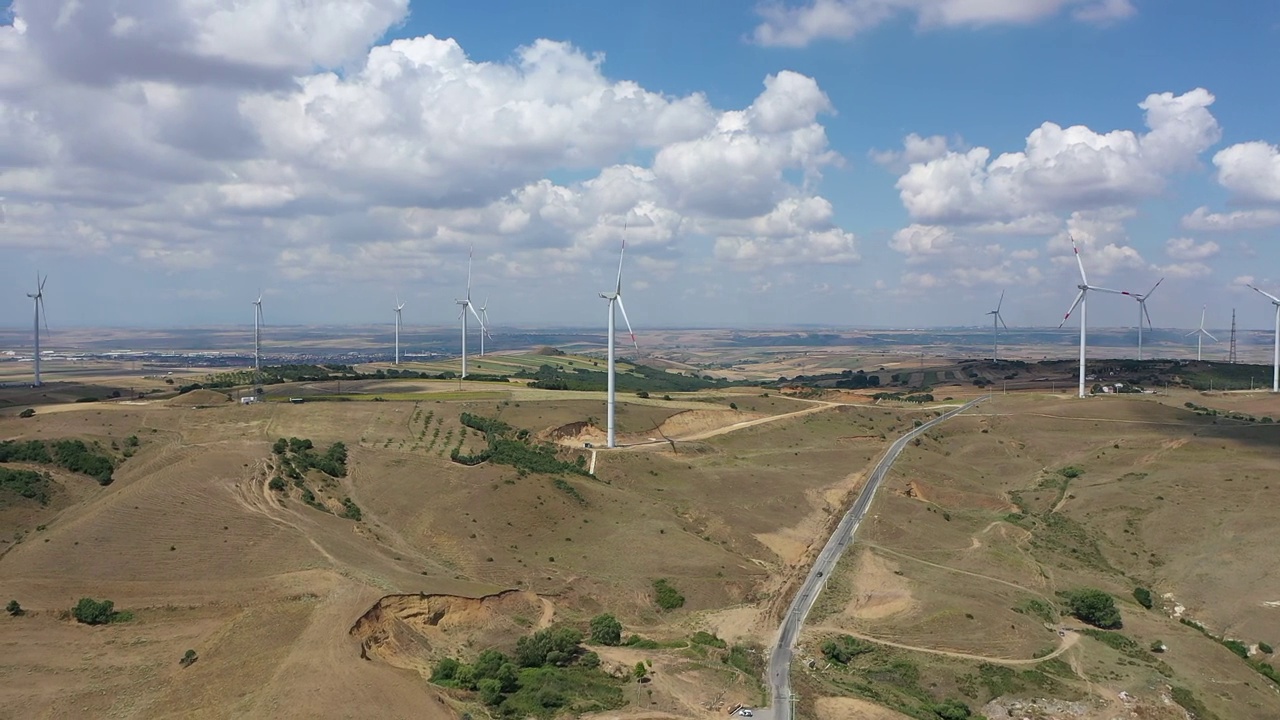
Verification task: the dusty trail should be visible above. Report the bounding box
[862,542,1054,599]
[808,625,1080,665]
[616,397,840,450]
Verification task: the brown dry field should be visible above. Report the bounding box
[0,383,937,719]
[796,390,1280,720]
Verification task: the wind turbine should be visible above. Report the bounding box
[252,291,264,377]
[1185,305,1217,362]
[1058,236,1126,399]
[393,295,405,365]
[1120,277,1163,361]
[478,296,492,357]
[600,237,639,449]
[986,291,1008,362]
[455,247,486,378]
[1247,284,1280,392]
[26,274,48,387]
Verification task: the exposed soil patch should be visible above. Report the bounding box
[350,589,545,671]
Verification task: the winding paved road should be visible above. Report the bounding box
[764,395,989,720]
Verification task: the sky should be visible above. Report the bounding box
[1,0,1279,333]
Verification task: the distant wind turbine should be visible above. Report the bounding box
[600,235,639,449]
[1185,306,1217,362]
[986,291,1008,362]
[478,295,493,357]
[455,247,487,378]
[1247,284,1280,392]
[394,295,405,365]
[1120,277,1163,361]
[26,274,48,387]
[1058,236,1126,398]
[252,291,264,377]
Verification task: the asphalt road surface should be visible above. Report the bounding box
[764,396,989,720]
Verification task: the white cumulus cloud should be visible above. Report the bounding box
[752,0,1135,48]
[1165,237,1219,262]
[1212,141,1280,204]
[894,89,1221,225]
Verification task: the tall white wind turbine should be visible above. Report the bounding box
[1185,305,1217,362]
[394,295,405,365]
[252,291,264,376]
[455,248,487,378]
[1121,277,1163,361]
[986,291,1008,362]
[599,237,638,449]
[1248,284,1280,392]
[1058,236,1126,399]
[478,296,492,357]
[26,274,48,387]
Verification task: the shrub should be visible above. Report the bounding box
[931,699,972,719]
[1062,588,1122,629]
[341,497,363,521]
[589,614,622,646]
[690,630,727,648]
[1260,642,1274,654]
[179,649,198,667]
[1151,640,1166,653]
[6,599,22,616]
[821,634,873,664]
[18,408,34,418]
[1133,587,1154,609]
[729,402,738,410]
[73,597,117,625]
[1057,466,1084,479]
[635,391,649,398]
[652,579,685,610]
[267,477,286,492]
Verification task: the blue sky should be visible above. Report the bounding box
[1,0,1279,335]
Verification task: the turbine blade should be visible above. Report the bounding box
[1185,330,1198,337]
[1070,235,1088,285]
[615,237,626,295]
[996,290,1004,313]
[1204,330,1219,342]
[1059,289,1085,328]
[1248,284,1280,304]
[38,273,47,293]
[467,246,473,300]
[1146,277,1164,298]
[1199,305,1207,331]
[615,295,638,352]
[1143,302,1153,329]
[39,296,49,334]
[999,313,1008,330]
[468,301,485,331]
[1087,285,1126,295]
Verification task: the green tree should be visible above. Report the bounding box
[652,579,685,610]
[1063,588,1122,629]
[179,649,198,667]
[72,597,116,625]
[477,678,504,706]
[6,599,22,616]
[1133,587,1154,609]
[931,699,972,719]
[430,657,461,683]
[633,661,648,680]
[590,613,623,646]
[473,648,509,680]
[272,438,288,455]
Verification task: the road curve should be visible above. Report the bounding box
[765,395,989,719]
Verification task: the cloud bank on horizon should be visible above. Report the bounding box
[1,0,1278,330]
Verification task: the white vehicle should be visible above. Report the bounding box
[738,710,754,717]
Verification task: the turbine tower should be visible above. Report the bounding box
[1120,277,1163,361]
[986,291,1008,362]
[252,292,264,376]
[1247,284,1280,392]
[478,296,493,357]
[599,238,638,449]
[394,296,405,365]
[26,274,48,387]
[1058,236,1125,399]
[1185,306,1217,362]
[455,248,486,379]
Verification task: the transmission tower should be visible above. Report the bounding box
[1229,309,1238,364]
